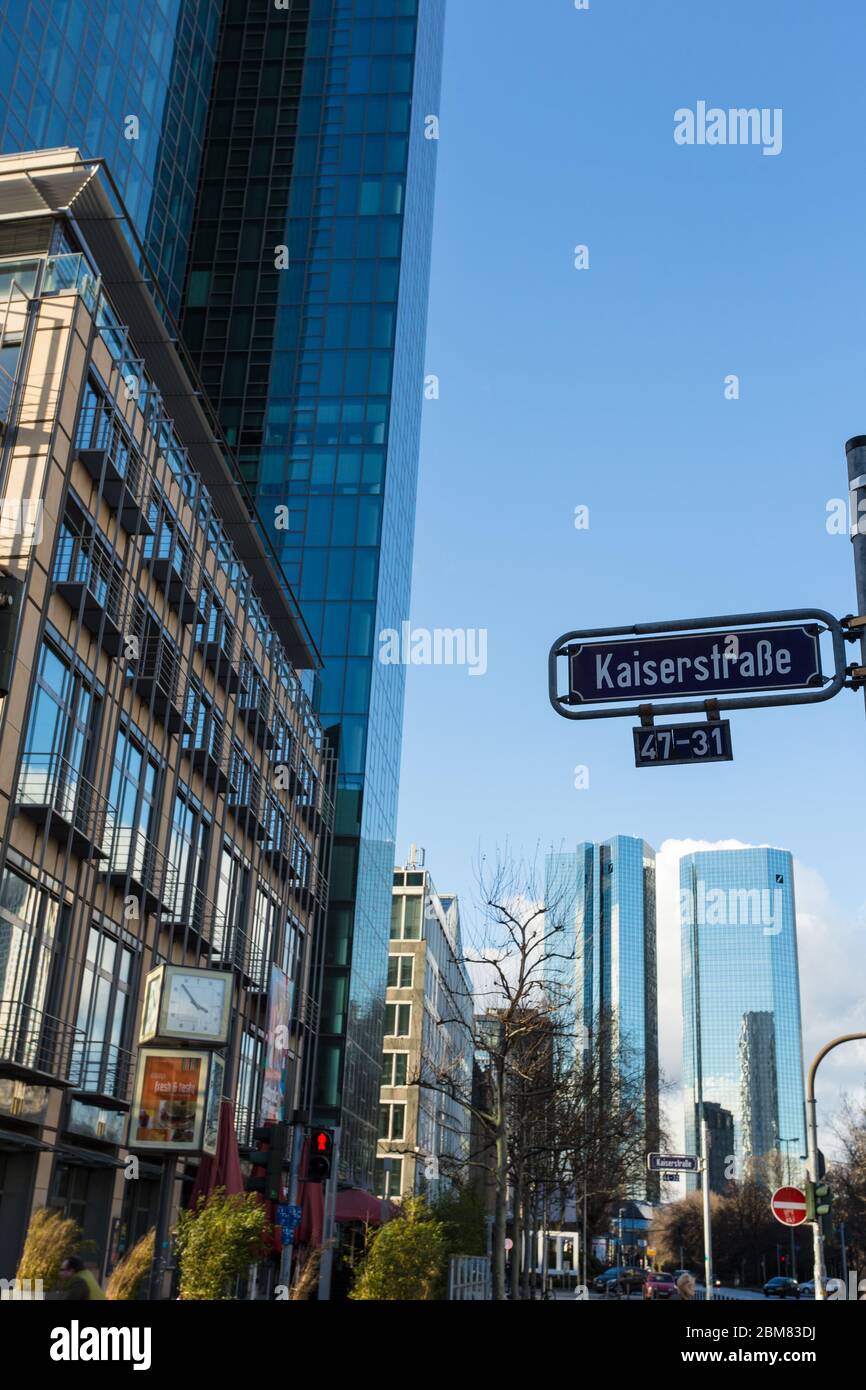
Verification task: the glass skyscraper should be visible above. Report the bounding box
[680,847,807,1190]
[545,835,660,1196]
[180,0,445,1188]
[0,0,222,313]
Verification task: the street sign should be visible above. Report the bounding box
[647,1152,700,1173]
[548,609,848,725]
[633,720,733,767]
[661,1173,681,1182]
[567,626,822,706]
[771,1186,808,1227]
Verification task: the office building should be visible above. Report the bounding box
[680,847,807,1190]
[545,835,660,1199]
[374,849,472,1201]
[0,150,333,1282]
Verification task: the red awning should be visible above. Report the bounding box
[188,1100,244,1206]
[335,1190,396,1226]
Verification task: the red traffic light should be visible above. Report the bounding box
[307,1129,333,1181]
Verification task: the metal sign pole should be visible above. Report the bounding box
[701,1120,714,1300]
[845,437,866,717]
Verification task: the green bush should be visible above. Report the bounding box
[175,1189,270,1300]
[17,1208,81,1291]
[350,1198,447,1301]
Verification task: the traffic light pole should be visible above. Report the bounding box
[806,1032,866,1299]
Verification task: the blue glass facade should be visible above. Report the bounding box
[680,848,807,1191]
[180,0,445,1188]
[0,0,221,312]
[546,836,659,1197]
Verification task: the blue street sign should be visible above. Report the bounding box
[567,626,822,705]
[281,1227,295,1245]
[647,1152,700,1173]
[633,720,733,767]
[277,1204,302,1228]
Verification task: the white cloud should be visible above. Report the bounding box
[655,838,866,1170]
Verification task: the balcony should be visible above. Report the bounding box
[196,624,242,693]
[77,428,152,537]
[184,713,230,793]
[71,1040,134,1108]
[226,765,269,840]
[0,999,84,1086]
[102,825,179,915]
[128,633,191,734]
[260,810,293,880]
[143,529,198,622]
[162,883,229,958]
[53,534,133,657]
[292,989,320,1037]
[16,752,109,858]
[237,677,275,750]
[207,918,268,992]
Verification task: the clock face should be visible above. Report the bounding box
[165,973,228,1040]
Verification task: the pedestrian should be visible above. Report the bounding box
[671,1273,696,1300]
[56,1255,106,1301]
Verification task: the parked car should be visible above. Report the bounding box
[763,1276,800,1299]
[798,1280,815,1298]
[644,1272,677,1300]
[593,1266,647,1295]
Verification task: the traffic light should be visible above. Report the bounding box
[307,1128,333,1182]
[245,1122,291,1202]
[805,1180,832,1222]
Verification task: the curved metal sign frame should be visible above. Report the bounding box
[548,609,849,722]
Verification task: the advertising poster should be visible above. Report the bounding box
[129,1050,209,1151]
[259,964,294,1125]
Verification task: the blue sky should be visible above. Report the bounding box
[395,0,866,1140]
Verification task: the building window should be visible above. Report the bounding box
[384,1003,411,1037]
[375,1156,403,1200]
[106,725,159,875]
[402,897,421,939]
[166,789,209,917]
[215,841,249,962]
[387,954,413,988]
[235,1030,264,1145]
[281,910,305,982]
[378,1103,405,1141]
[0,867,63,1027]
[381,1052,408,1087]
[23,641,99,777]
[74,926,136,1097]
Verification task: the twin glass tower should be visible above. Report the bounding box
[0,0,446,1189]
[547,838,807,1195]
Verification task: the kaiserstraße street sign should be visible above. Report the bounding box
[771,1186,808,1228]
[647,1152,700,1173]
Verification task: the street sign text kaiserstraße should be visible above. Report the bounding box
[633,720,733,767]
[647,1152,700,1173]
[568,625,822,705]
[548,609,848,723]
[771,1186,808,1228]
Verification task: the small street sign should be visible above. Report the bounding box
[633,720,733,767]
[567,626,823,706]
[771,1186,808,1227]
[647,1152,700,1173]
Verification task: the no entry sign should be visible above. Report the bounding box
[771,1186,807,1227]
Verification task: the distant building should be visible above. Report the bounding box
[545,836,660,1199]
[375,850,473,1202]
[681,847,807,1189]
[699,1101,736,1194]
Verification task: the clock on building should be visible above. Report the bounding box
[139,965,233,1046]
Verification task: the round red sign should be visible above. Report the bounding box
[771,1186,807,1227]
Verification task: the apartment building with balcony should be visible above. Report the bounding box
[0,149,334,1280]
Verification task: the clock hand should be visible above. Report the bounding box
[182,983,207,1012]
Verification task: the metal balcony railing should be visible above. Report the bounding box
[196,619,242,692]
[16,752,109,857]
[163,882,229,956]
[128,633,190,733]
[72,1039,135,1105]
[292,989,320,1035]
[226,762,268,836]
[102,824,179,914]
[76,408,151,536]
[238,670,275,749]
[185,711,229,791]
[0,999,85,1085]
[0,362,14,424]
[143,525,200,620]
[53,533,136,656]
